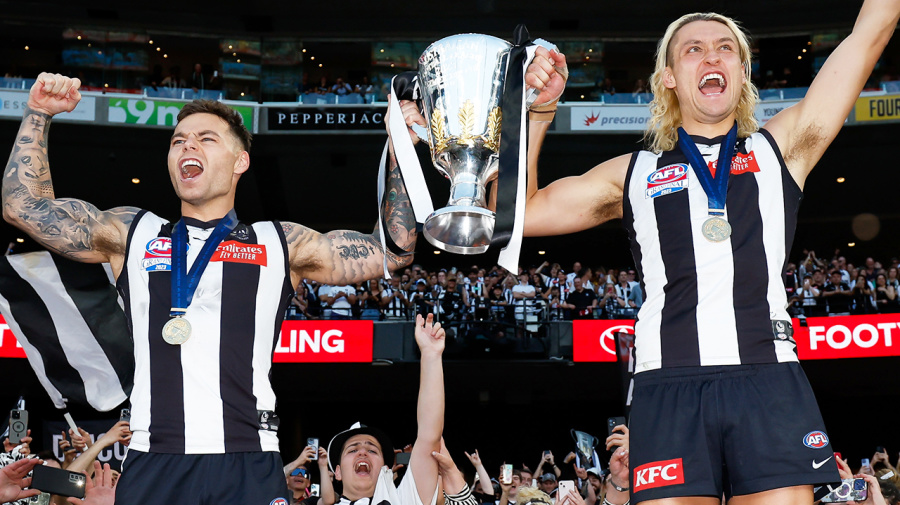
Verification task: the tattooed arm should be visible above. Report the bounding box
[284,145,416,286]
[2,73,137,269]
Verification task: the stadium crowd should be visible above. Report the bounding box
[288,248,900,325]
[2,418,898,504]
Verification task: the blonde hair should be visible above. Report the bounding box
[645,12,760,153]
[516,487,553,505]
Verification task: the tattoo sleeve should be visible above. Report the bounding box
[283,145,418,285]
[3,107,138,262]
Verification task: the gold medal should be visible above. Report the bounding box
[702,216,732,242]
[162,317,192,345]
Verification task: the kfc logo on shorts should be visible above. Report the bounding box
[634,458,685,491]
[142,238,175,271]
[803,431,830,449]
[646,164,689,199]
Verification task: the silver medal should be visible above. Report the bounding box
[702,216,732,242]
[162,317,192,345]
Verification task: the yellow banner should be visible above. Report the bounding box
[855,95,900,122]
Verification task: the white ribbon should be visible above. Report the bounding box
[378,75,434,278]
[377,47,541,276]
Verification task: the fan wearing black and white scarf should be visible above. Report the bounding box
[327,313,446,505]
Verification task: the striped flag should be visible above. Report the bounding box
[0,251,133,411]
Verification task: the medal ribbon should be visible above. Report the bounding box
[676,122,737,217]
[170,209,238,317]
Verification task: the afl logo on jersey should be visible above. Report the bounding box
[142,238,176,271]
[145,238,172,256]
[803,431,829,449]
[646,163,689,199]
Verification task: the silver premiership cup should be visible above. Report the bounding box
[417,34,512,254]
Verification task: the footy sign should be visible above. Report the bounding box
[794,313,900,359]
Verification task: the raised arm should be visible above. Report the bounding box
[766,0,900,187]
[521,49,630,237]
[2,73,137,270]
[283,141,416,286]
[409,313,446,504]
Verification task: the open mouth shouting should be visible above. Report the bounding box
[179,158,204,181]
[699,72,726,95]
[354,460,372,476]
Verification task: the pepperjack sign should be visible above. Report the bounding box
[268,106,386,131]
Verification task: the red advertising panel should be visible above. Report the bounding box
[572,319,634,362]
[273,320,373,363]
[795,313,900,360]
[0,314,27,358]
[1,314,373,362]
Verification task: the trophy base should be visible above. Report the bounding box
[423,206,495,255]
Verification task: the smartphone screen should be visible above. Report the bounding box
[501,464,513,484]
[307,437,319,460]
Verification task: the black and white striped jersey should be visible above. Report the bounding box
[117,211,292,454]
[382,286,407,318]
[623,130,801,373]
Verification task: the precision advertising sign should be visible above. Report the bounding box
[570,106,650,132]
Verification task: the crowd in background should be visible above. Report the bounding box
[288,247,900,328]
[786,249,899,317]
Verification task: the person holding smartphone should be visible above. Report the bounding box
[284,445,334,505]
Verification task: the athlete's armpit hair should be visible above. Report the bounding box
[782,123,826,168]
[592,191,625,224]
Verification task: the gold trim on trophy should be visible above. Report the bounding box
[431,102,503,154]
[458,100,476,147]
[431,109,449,153]
[485,107,502,152]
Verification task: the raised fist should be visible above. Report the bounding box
[525,48,568,109]
[28,72,82,116]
